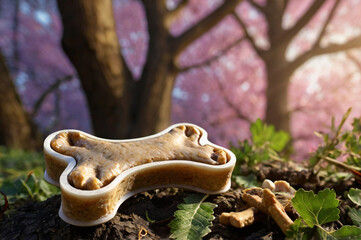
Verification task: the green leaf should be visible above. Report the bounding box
[286,218,314,240]
[313,225,361,240]
[329,225,361,239]
[348,188,361,206]
[316,228,329,240]
[20,179,34,199]
[232,174,258,188]
[250,118,290,152]
[348,208,361,227]
[270,130,290,152]
[250,119,264,145]
[292,189,340,228]
[336,108,352,136]
[168,194,216,240]
[352,118,361,133]
[250,119,274,148]
[39,179,52,196]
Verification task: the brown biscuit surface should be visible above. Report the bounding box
[51,125,229,190]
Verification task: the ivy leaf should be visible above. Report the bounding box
[168,194,216,240]
[292,189,340,228]
[348,188,361,206]
[329,225,361,240]
[348,207,361,227]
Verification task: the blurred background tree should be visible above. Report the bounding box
[0,51,40,149]
[56,0,242,139]
[0,0,361,159]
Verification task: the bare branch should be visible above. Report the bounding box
[179,36,246,72]
[346,51,361,72]
[208,112,247,128]
[31,75,73,118]
[248,0,265,13]
[294,134,316,142]
[283,0,326,43]
[172,0,243,57]
[313,0,341,48]
[215,75,252,123]
[232,11,265,58]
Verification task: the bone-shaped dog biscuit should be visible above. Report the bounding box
[51,125,227,190]
[44,123,236,226]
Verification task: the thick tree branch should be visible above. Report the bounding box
[179,36,246,72]
[31,75,73,119]
[290,35,361,70]
[172,0,243,57]
[232,11,265,58]
[288,0,354,72]
[283,0,326,43]
[313,0,340,48]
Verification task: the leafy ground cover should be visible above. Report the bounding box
[1,110,361,239]
[0,147,60,206]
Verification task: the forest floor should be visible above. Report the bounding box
[0,160,358,240]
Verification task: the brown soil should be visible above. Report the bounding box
[0,161,359,240]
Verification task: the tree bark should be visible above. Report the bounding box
[57,0,133,139]
[262,0,292,133]
[57,0,176,139]
[57,0,242,139]
[265,63,292,134]
[133,1,177,137]
[253,0,361,135]
[133,0,244,136]
[0,52,40,149]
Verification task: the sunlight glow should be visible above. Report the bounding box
[173,87,188,100]
[34,10,51,26]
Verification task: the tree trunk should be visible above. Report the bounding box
[263,2,292,133]
[57,0,241,139]
[57,0,178,139]
[264,45,292,133]
[265,66,292,133]
[134,61,177,137]
[0,52,40,149]
[133,1,177,137]
[57,0,133,139]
